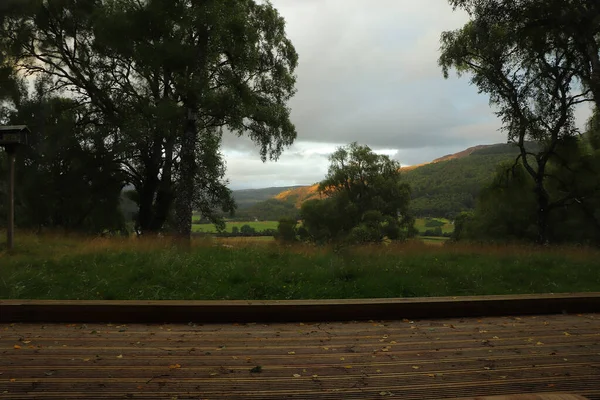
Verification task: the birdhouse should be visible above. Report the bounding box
[0,125,30,147]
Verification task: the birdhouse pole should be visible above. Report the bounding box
[0,125,29,251]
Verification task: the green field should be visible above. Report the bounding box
[1,233,598,301]
[191,220,279,233]
[191,218,453,236]
[414,218,454,234]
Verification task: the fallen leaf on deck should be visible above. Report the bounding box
[13,345,21,350]
[9,379,16,382]
[293,374,301,378]
[563,332,571,336]
[322,347,329,350]
[169,364,181,369]
[344,365,353,369]
[209,373,218,376]
[427,373,435,377]
[83,358,90,362]
[412,366,420,370]
[536,341,544,345]
[116,354,123,359]
[492,336,499,339]
[312,374,318,378]
[22,340,31,344]
[390,341,397,344]
[287,351,296,355]
[376,369,382,373]
[339,357,345,361]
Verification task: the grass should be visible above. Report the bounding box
[1,231,599,301]
[414,218,454,234]
[191,220,279,233]
[192,218,454,235]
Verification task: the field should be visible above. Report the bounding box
[190,218,454,236]
[1,232,599,301]
[414,218,454,234]
[191,220,279,233]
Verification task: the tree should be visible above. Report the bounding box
[454,121,600,245]
[240,224,256,236]
[440,1,597,244]
[446,0,600,110]
[301,143,415,244]
[275,218,297,243]
[0,90,127,234]
[1,0,298,241]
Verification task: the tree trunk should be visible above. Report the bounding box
[534,181,550,245]
[173,107,197,246]
[151,139,174,231]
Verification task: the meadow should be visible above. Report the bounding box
[1,232,599,301]
[191,218,453,236]
[191,219,279,233]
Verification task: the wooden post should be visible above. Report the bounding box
[6,145,16,250]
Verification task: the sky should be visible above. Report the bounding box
[223,0,594,190]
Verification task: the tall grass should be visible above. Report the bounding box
[1,231,599,300]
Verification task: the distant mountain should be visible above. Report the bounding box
[248,143,530,219]
[232,186,307,209]
[404,143,526,218]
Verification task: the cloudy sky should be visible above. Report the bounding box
[223,0,593,190]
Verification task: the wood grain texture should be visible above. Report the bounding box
[1,314,599,399]
[2,293,600,323]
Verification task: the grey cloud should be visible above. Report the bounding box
[221,0,591,189]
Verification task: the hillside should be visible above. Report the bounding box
[232,186,306,209]
[255,143,528,219]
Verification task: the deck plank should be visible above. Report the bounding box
[1,314,599,399]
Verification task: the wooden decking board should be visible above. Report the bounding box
[3,293,600,323]
[1,314,599,399]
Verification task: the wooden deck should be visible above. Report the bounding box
[1,314,599,399]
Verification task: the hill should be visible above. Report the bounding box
[259,143,529,219]
[232,186,306,209]
[404,144,522,218]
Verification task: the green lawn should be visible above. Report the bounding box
[1,233,599,301]
[191,220,279,233]
[192,218,452,236]
[414,218,454,234]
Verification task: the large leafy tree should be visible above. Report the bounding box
[301,143,415,244]
[0,88,126,233]
[1,0,298,240]
[447,0,600,109]
[440,0,598,244]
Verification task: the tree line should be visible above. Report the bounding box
[2,0,599,247]
[441,0,600,245]
[279,0,600,246]
[0,0,298,240]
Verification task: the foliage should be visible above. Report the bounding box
[0,93,127,234]
[1,0,298,239]
[403,150,514,218]
[276,218,298,243]
[440,0,598,244]
[454,132,600,245]
[301,143,416,244]
[2,235,600,300]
